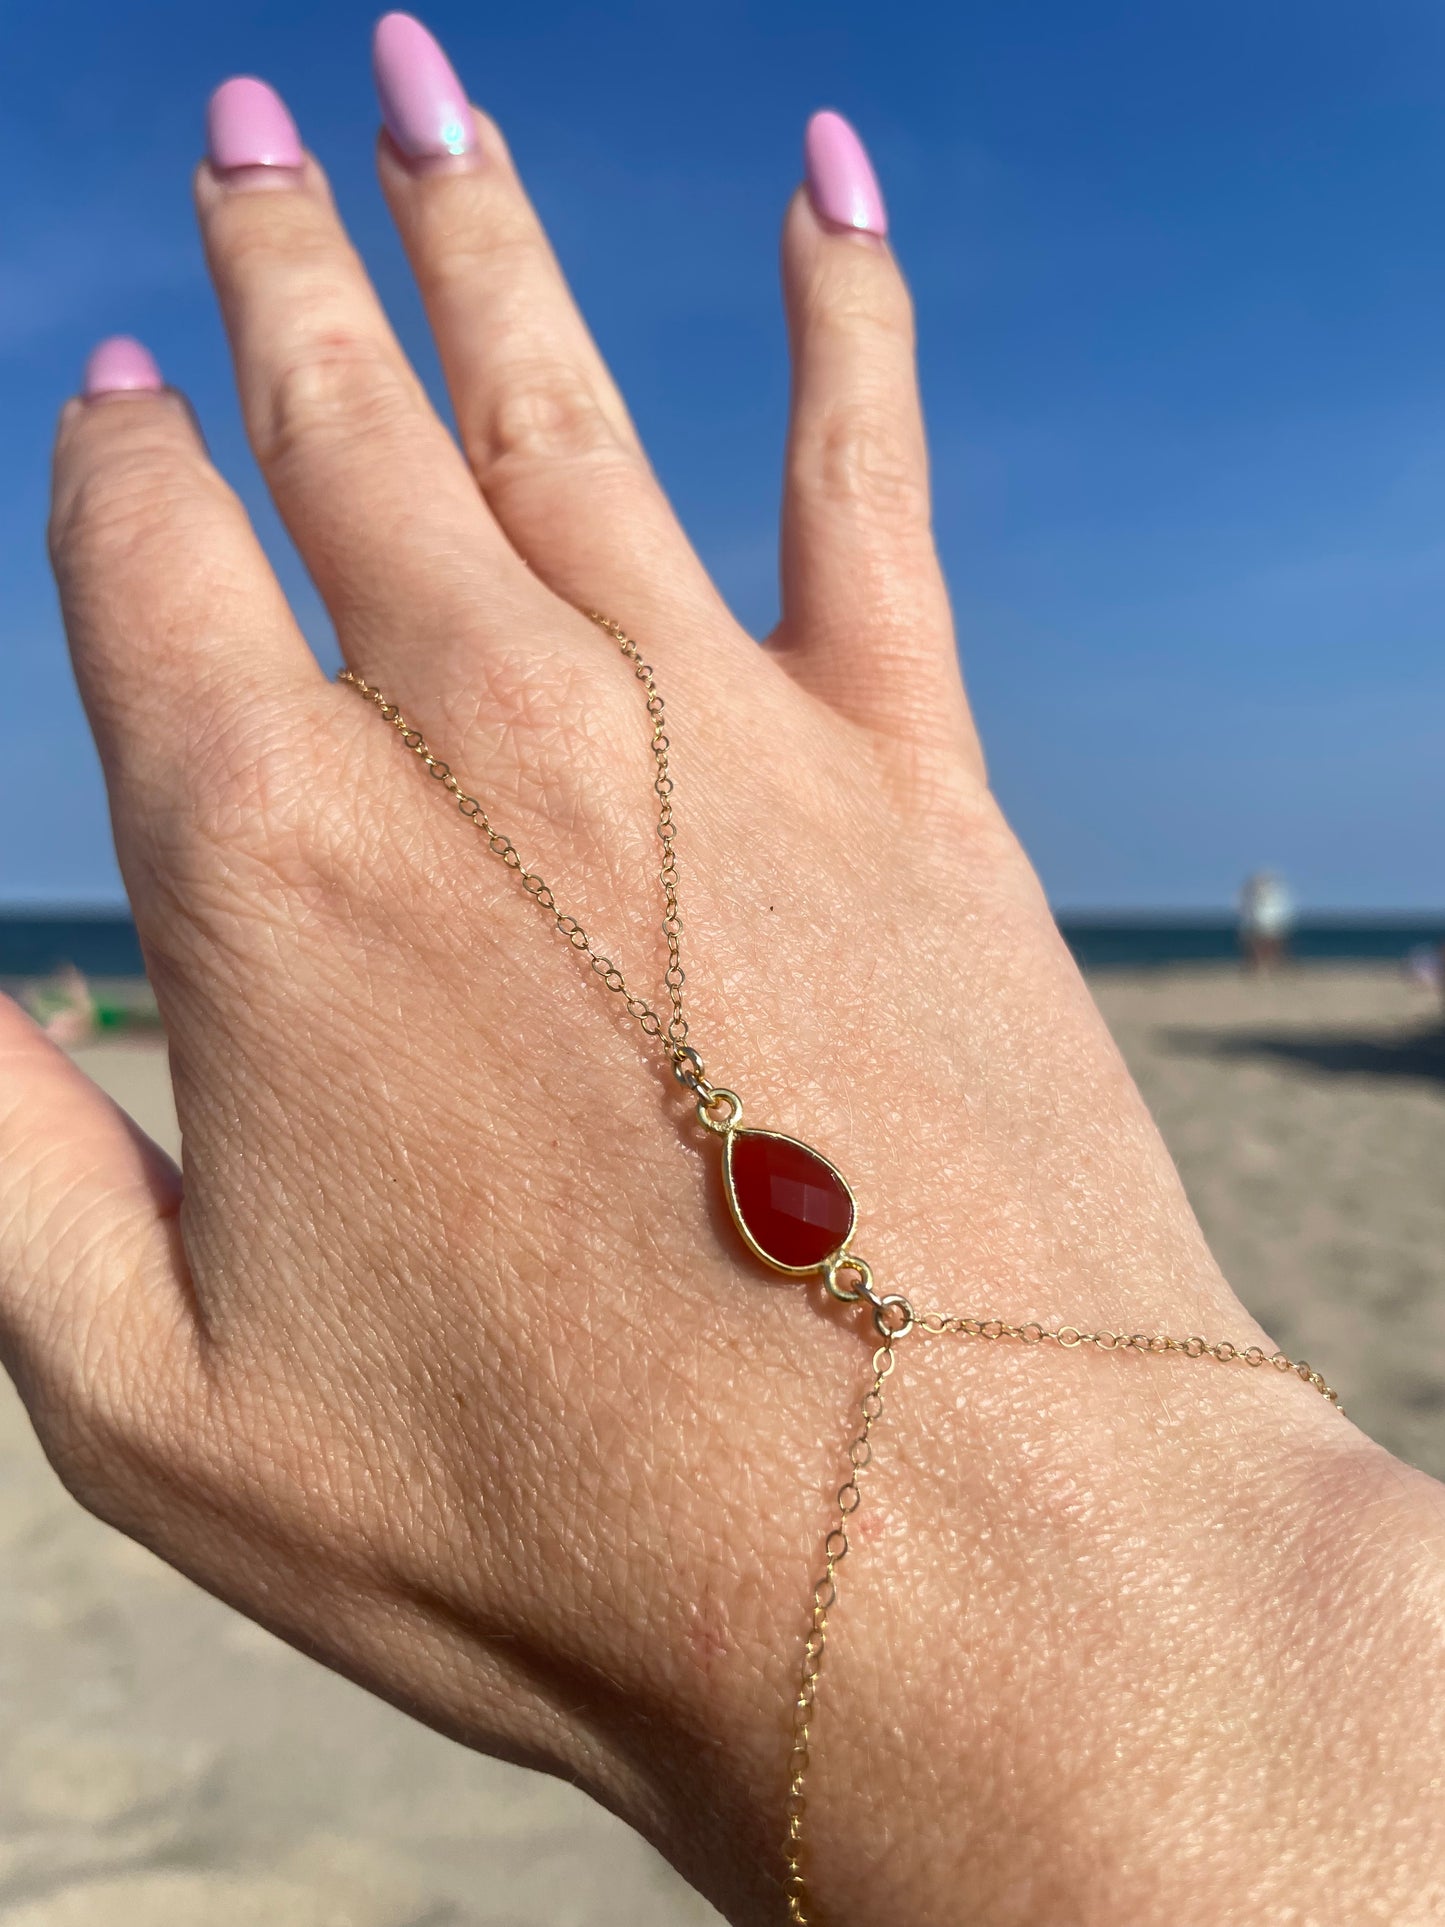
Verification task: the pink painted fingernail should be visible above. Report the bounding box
[83,337,164,397]
[207,76,304,171]
[804,111,888,237]
[372,13,477,160]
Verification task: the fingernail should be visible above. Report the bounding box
[373,12,477,160]
[207,76,304,171]
[82,337,164,398]
[804,110,888,237]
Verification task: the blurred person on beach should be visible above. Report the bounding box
[1405,939,1445,1017]
[2,18,1444,1927]
[1238,869,1294,971]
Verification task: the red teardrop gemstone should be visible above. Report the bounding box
[727,1130,856,1271]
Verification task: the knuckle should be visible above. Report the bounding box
[122,708,355,977]
[465,353,622,480]
[188,712,323,874]
[802,398,930,524]
[890,734,998,828]
[404,201,627,479]
[429,645,645,850]
[50,436,223,576]
[32,1298,196,1535]
[186,704,365,903]
[133,696,435,993]
[255,329,420,473]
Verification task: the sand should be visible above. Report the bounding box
[1092,967,1445,1478]
[2,965,1442,1923]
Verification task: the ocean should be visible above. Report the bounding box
[1,910,1442,979]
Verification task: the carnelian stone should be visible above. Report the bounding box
[728,1130,855,1270]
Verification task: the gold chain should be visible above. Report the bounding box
[785,1336,896,1923]
[340,610,690,1064]
[339,616,1347,1927]
[914,1311,1341,1404]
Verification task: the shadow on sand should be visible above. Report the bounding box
[1163,1020,1445,1087]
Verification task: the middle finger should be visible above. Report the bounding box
[197,76,559,700]
[370,15,742,653]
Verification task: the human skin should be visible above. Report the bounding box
[3,26,1444,1927]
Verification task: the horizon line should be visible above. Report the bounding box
[3,901,1443,923]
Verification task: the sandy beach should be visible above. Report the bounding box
[2,964,1442,1924]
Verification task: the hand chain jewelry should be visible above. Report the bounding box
[340,616,1344,1927]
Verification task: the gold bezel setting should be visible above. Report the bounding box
[720,1124,858,1278]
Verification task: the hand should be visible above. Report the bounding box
[5,29,1443,1926]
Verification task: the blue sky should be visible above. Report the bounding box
[3,0,1444,909]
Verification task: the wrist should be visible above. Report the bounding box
[627,1339,1445,1926]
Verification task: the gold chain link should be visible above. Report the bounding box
[340,616,1347,1927]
